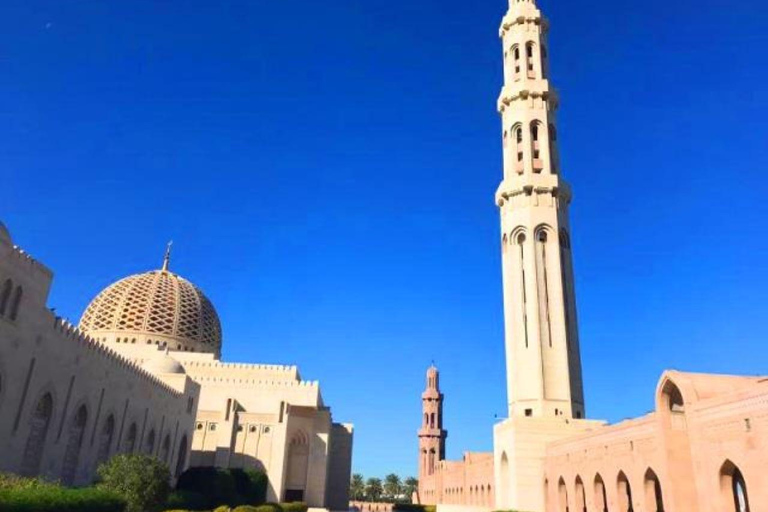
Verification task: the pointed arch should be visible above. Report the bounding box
[574,475,586,512]
[0,279,12,316]
[144,428,156,455]
[617,470,634,512]
[530,121,544,172]
[286,429,310,501]
[61,404,88,485]
[124,422,138,453]
[20,392,54,476]
[558,477,569,512]
[160,433,171,463]
[95,414,116,467]
[720,460,750,512]
[499,452,510,506]
[594,473,608,512]
[525,41,536,78]
[9,286,22,320]
[644,468,664,512]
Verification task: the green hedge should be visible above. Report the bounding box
[0,485,125,512]
[175,467,268,509]
[394,505,436,512]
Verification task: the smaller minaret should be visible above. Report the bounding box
[418,365,447,479]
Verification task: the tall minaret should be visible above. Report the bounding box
[418,365,446,479]
[496,0,585,420]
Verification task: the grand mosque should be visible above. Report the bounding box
[1,0,766,511]
[0,227,352,509]
[416,0,767,511]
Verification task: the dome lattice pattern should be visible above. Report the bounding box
[79,270,222,353]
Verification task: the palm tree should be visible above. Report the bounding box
[384,473,402,501]
[403,477,419,502]
[366,477,383,501]
[351,473,365,501]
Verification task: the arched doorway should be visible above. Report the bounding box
[644,468,664,512]
[144,429,156,455]
[61,405,88,485]
[161,434,171,463]
[20,393,53,476]
[720,460,750,512]
[285,430,309,501]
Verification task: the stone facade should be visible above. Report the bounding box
[0,225,199,486]
[0,222,352,509]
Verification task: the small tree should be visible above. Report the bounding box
[365,477,383,501]
[383,474,401,501]
[350,473,365,501]
[403,477,418,502]
[97,454,171,512]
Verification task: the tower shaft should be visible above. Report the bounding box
[496,0,584,420]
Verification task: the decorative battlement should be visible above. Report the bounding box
[499,13,547,38]
[497,87,557,114]
[182,360,298,373]
[190,375,318,388]
[51,316,184,398]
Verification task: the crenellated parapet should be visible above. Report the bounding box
[51,316,184,398]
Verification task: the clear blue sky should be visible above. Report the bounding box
[3,0,767,480]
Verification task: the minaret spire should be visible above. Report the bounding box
[496,0,585,420]
[161,241,173,272]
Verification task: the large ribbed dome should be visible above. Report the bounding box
[79,267,222,355]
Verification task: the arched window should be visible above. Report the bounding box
[720,460,750,512]
[514,125,524,173]
[145,429,156,455]
[175,434,188,477]
[0,279,12,316]
[61,405,88,485]
[9,286,22,320]
[594,474,608,512]
[95,414,116,467]
[515,232,529,349]
[531,123,543,172]
[644,468,664,512]
[526,43,536,78]
[558,477,569,512]
[548,123,558,173]
[20,393,53,476]
[575,476,586,512]
[424,413,428,426]
[617,471,634,512]
[124,423,138,453]
[536,230,553,347]
[513,46,521,79]
[430,412,435,428]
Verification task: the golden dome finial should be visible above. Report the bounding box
[162,241,173,272]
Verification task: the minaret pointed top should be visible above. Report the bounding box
[161,241,173,272]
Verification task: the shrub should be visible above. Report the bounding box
[233,506,260,512]
[279,502,308,512]
[164,490,209,511]
[0,484,125,512]
[214,506,232,512]
[229,468,268,505]
[177,467,268,508]
[97,453,171,512]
